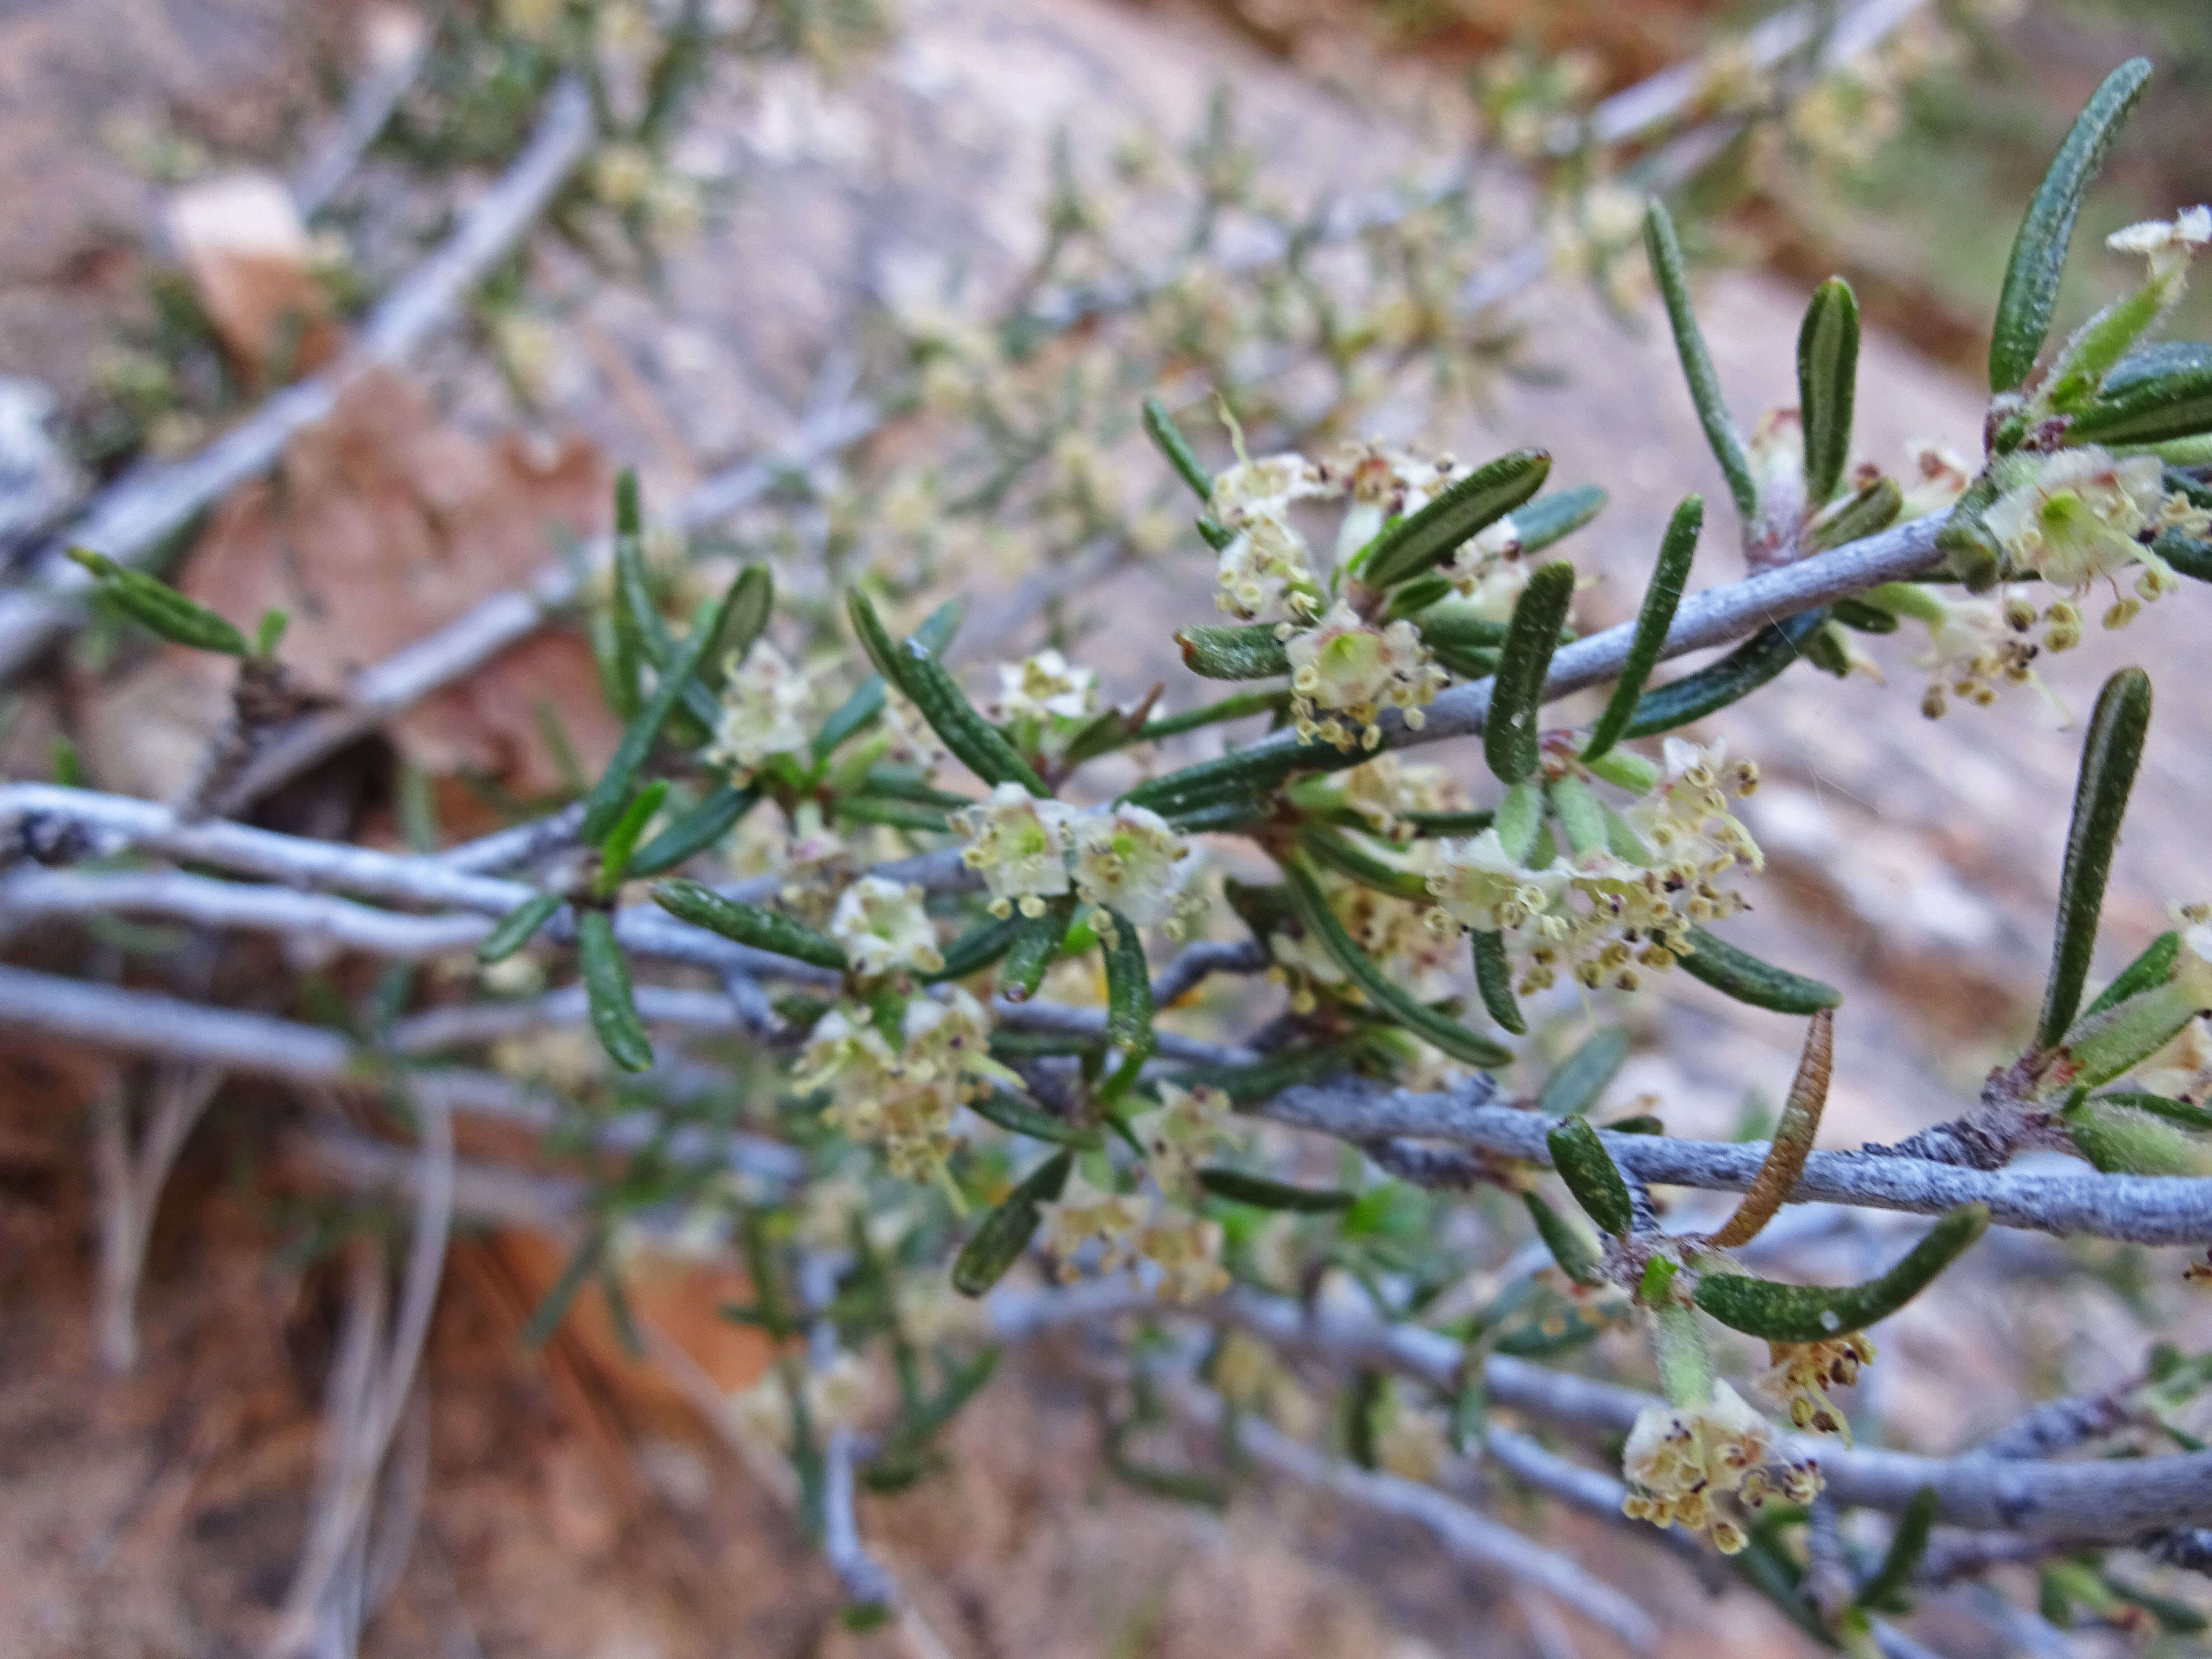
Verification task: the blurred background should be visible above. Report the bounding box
[1,1,2209,1655]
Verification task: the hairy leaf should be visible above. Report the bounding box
[1644,202,1757,519]
[1710,1008,1832,1247]
[1988,57,2153,392]
[952,1150,1073,1296]
[1484,560,1577,783]
[1582,495,1701,760]
[1360,447,1551,589]
[1693,1204,1990,1341]
[1676,925,1843,1014]
[1546,1114,1634,1237]
[2038,668,2152,1048]
[651,879,849,970]
[1797,278,1860,507]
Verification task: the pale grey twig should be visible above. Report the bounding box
[291,10,431,217]
[267,1083,453,1659]
[436,801,589,874]
[0,77,595,681]
[1972,1373,2143,1462]
[91,1061,223,1373]
[1257,1073,2212,1247]
[1165,1376,1660,1654]
[0,963,805,1185]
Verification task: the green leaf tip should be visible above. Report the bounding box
[2038,667,2152,1049]
[1797,277,1860,508]
[1484,560,1577,784]
[1644,201,1757,520]
[1546,1114,1635,1237]
[1989,57,2154,393]
[952,1150,1073,1296]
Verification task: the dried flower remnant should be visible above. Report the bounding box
[829,876,946,976]
[952,784,1075,918]
[1620,1380,1823,1553]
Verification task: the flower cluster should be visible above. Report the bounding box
[797,989,1018,1181]
[1620,1381,1823,1553]
[830,876,945,976]
[952,786,1195,928]
[707,641,812,773]
[1427,739,1764,995]
[1205,439,1469,748]
[1983,446,2180,608]
[1285,602,1450,752]
[1036,1083,1237,1303]
[992,648,1097,723]
[1336,754,1467,839]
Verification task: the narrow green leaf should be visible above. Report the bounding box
[1830,596,1900,634]
[1361,447,1551,589]
[1143,396,1213,500]
[1122,734,1346,820]
[814,600,962,759]
[1296,823,1429,900]
[2064,1097,2212,1176]
[1545,1114,1634,1237]
[68,549,248,656]
[1176,622,1289,680]
[1857,1485,1938,1612]
[1198,1167,1356,1211]
[1988,57,2154,392]
[651,879,849,970]
[927,913,1026,983]
[478,892,562,963]
[1511,484,1608,555]
[254,607,289,659]
[1471,928,1525,1035]
[1535,1027,1630,1119]
[952,1150,1073,1296]
[580,592,731,843]
[1804,475,1903,553]
[900,642,1050,796]
[1693,1204,1990,1341]
[1547,775,1608,860]
[1644,202,1757,520]
[1284,859,1514,1069]
[1101,910,1155,1056]
[1582,495,1700,762]
[1523,1191,1604,1286]
[833,795,952,833]
[1165,1043,1352,1107]
[2068,341,2212,445]
[1492,778,1544,862]
[523,1228,608,1347]
[2062,976,2211,1090]
[1622,609,1827,739]
[1484,560,1577,783]
[970,1090,1102,1148]
[1797,278,1860,507]
[592,779,669,896]
[711,563,774,672]
[1676,925,1842,1014]
[997,900,1073,1003]
[577,909,653,1073]
[2084,931,2180,1020]
[2153,525,2212,583]
[2090,1090,2212,1134]
[1137,686,1292,741]
[627,784,756,878]
[1710,1008,1832,1248]
[2038,667,2152,1048]
[1401,808,1495,836]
